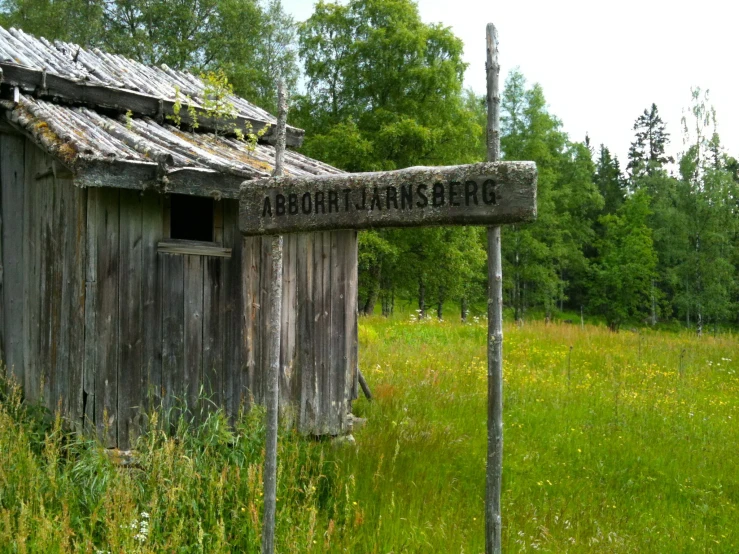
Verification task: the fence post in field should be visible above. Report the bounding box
[262,79,287,554]
[485,22,504,554]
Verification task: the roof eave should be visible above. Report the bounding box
[0,62,305,147]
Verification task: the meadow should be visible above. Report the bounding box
[0,315,737,552]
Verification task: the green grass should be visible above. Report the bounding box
[1,317,738,552]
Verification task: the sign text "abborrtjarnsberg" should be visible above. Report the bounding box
[239,162,537,236]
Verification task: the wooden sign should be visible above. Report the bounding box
[239,161,537,236]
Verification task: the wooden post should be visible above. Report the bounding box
[262,80,287,554]
[485,23,504,554]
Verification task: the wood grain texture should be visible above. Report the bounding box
[75,161,245,200]
[184,254,204,418]
[61,175,86,430]
[117,190,143,449]
[0,134,25,383]
[83,188,98,427]
[9,143,87,423]
[161,251,185,429]
[157,239,231,258]
[486,23,504,554]
[142,192,163,413]
[95,187,120,446]
[37,149,54,409]
[222,200,245,418]
[241,230,359,435]
[242,235,258,403]
[240,162,537,236]
[202,255,224,405]
[346,231,359,404]
[22,138,39,402]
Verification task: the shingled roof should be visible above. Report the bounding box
[0,26,342,198]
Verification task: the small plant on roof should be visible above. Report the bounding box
[201,70,238,138]
[167,71,269,151]
[201,70,269,151]
[167,86,199,130]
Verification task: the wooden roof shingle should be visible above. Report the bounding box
[0,26,340,198]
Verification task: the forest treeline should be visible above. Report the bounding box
[2,0,737,331]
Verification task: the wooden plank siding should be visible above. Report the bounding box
[1,140,359,446]
[0,134,26,384]
[117,190,144,448]
[244,228,359,436]
[222,200,246,418]
[141,193,163,414]
[0,138,88,424]
[94,187,120,446]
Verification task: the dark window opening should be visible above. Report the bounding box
[170,194,214,242]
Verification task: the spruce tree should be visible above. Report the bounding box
[594,145,625,215]
[627,103,673,180]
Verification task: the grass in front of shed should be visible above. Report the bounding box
[1,317,738,552]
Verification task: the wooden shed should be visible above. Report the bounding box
[0,27,359,448]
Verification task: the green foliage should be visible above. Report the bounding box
[201,69,239,137]
[590,191,658,330]
[295,0,482,170]
[295,0,486,318]
[594,145,626,216]
[666,88,738,331]
[0,0,104,45]
[627,103,673,180]
[0,374,364,552]
[500,70,603,320]
[4,320,739,551]
[351,316,739,552]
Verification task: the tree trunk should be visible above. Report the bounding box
[363,262,382,315]
[522,281,527,322]
[650,279,657,326]
[381,293,391,317]
[418,278,426,319]
[437,286,445,320]
[686,304,690,328]
[461,296,468,322]
[559,270,564,312]
[697,311,703,337]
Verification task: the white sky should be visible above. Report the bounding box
[282,0,738,165]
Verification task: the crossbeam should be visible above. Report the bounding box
[239,161,537,236]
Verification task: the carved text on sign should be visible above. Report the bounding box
[260,179,498,218]
[240,162,537,236]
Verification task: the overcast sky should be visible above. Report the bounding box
[281,0,738,166]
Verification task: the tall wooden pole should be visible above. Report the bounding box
[485,23,503,554]
[262,79,287,554]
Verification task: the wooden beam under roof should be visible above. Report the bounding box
[73,159,248,199]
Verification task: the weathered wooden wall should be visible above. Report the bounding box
[87,191,248,447]
[1,135,359,449]
[244,230,359,435]
[0,134,87,427]
[0,134,25,384]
